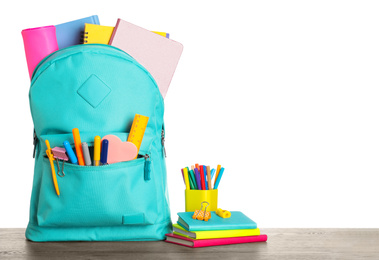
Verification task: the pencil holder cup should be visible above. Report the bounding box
[185,189,218,212]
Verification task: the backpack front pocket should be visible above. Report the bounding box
[37,151,158,228]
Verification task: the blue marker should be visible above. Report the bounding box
[214,167,225,189]
[210,168,215,181]
[100,139,109,165]
[63,141,78,165]
[203,165,208,190]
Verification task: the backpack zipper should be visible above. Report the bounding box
[33,129,37,158]
[161,128,167,158]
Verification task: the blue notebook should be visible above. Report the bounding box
[177,211,257,231]
[55,15,100,49]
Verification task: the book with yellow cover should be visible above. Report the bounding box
[83,23,114,44]
[82,23,170,45]
[173,224,260,240]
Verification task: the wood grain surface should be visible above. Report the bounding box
[1,228,378,259]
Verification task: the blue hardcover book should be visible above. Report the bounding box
[177,211,257,231]
[55,15,100,49]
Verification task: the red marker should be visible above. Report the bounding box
[200,165,206,190]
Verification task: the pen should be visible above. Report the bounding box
[206,165,212,190]
[82,142,92,166]
[45,140,60,196]
[93,136,101,166]
[63,141,78,165]
[72,128,85,166]
[214,167,225,189]
[100,139,109,165]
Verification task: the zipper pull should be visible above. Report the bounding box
[33,129,37,158]
[143,154,151,181]
[161,128,167,158]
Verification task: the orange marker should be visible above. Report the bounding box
[195,163,200,170]
[72,128,85,166]
[214,165,221,187]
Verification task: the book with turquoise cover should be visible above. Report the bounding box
[173,224,260,240]
[55,15,100,49]
[177,211,257,231]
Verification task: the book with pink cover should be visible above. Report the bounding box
[109,19,183,99]
[165,233,268,248]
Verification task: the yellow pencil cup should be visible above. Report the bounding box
[185,189,218,212]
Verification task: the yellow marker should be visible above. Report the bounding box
[127,114,149,158]
[45,140,60,197]
[214,165,221,187]
[206,166,212,190]
[93,136,101,166]
[183,167,190,190]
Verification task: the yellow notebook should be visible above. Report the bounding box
[83,23,114,44]
[172,224,260,240]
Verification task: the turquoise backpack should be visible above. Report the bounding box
[26,44,172,241]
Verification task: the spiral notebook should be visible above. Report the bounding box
[82,23,114,44]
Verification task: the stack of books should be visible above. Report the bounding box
[165,211,267,248]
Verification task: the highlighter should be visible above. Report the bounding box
[100,139,109,165]
[93,136,101,166]
[72,128,85,166]
[63,141,78,165]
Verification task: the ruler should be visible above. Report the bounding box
[127,114,149,156]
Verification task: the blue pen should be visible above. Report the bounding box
[100,139,109,165]
[63,141,78,165]
[214,167,225,189]
[203,165,208,190]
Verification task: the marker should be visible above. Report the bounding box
[187,167,196,189]
[181,169,185,184]
[100,139,109,165]
[194,168,202,190]
[93,136,101,166]
[210,168,216,181]
[183,167,190,190]
[189,169,197,189]
[82,142,92,166]
[199,165,205,190]
[203,165,208,190]
[214,167,225,189]
[45,140,60,196]
[63,141,78,165]
[214,165,222,187]
[72,128,85,166]
[206,166,212,190]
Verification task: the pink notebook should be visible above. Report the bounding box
[109,19,183,99]
[165,233,268,248]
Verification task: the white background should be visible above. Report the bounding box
[1,0,379,228]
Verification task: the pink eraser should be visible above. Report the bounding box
[101,135,138,164]
[21,25,59,79]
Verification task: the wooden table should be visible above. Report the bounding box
[1,229,378,259]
